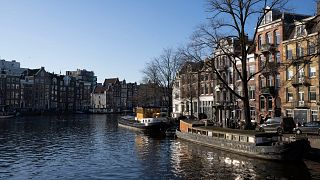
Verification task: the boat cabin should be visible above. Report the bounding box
[134,106,168,123]
[179,120,297,145]
[135,107,160,120]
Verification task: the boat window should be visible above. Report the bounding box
[218,133,225,138]
[212,133,218,137]
[232,135,239,141]
[240,136,247,142]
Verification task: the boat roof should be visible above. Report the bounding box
[181,120,276,137]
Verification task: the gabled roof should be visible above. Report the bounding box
[103,78,119,86]
[285,15,317,41]
[93,86,107,93]
[21,68,40,77]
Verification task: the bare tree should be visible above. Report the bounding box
[193,0,289,129]
[142,48,181,114]
[141,61,161,106]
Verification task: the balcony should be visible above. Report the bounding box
[291,56,312,65]
[260,61,280,75]
[293,101,310,109]
[261,86,276,96]
[291,76,311,87]
[260,43,276,54]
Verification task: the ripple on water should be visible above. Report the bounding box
[0,115,319,180]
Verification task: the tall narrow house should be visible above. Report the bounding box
[281,13,319,123]
[255,7,309,122]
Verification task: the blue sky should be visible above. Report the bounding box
[0,0,316,83]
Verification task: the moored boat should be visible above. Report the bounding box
[176,120,310,161]
[0,111,17,119]
[118,107,169,132]
[0,114,16,119]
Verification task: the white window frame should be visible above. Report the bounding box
[309,66,316,77]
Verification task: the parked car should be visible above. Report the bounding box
[258,117,296,134]
[294,121,320,135]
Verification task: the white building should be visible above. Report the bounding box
[91,86,108,113]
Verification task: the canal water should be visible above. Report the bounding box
[0,114,319,180]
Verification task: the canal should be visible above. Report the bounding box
[0,114,319,179]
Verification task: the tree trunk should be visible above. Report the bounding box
[242,78,252,129]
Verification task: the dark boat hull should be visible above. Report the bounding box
[176,130,310,161]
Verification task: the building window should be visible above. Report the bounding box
[287,88,293,102]
[274,30,280,45]
[250,107,255,121]
[309,86,316,101]
[275,52,281,63]
[276,74,280,88]
[286,109,293,117]
[298,65,304,78]
[286,46,292,60]
[259,55,266,70]
[260,76,265,88]
[296,25,305,37]
[287,70,293,80]
[201,86,204,94]
[249,65,255,78]
[265,12,272,24]
[311,110,318,121]
[268,75,273,86]
[298,91,304,102]
[175,81,179,87]
[260,96,265,111]
[249,86,255,100]
[308,42,316,55]
[268,97,272,111]
[205,84,209,95]
[309,66,316,77]
[258,35,262,50]
[266,32,272,44]
[296,43,304,58]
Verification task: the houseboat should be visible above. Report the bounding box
[118,107,169,132]
[176,120,310,161]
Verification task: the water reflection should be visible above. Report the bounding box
[171,139,312,180]
[0,115,318,179]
